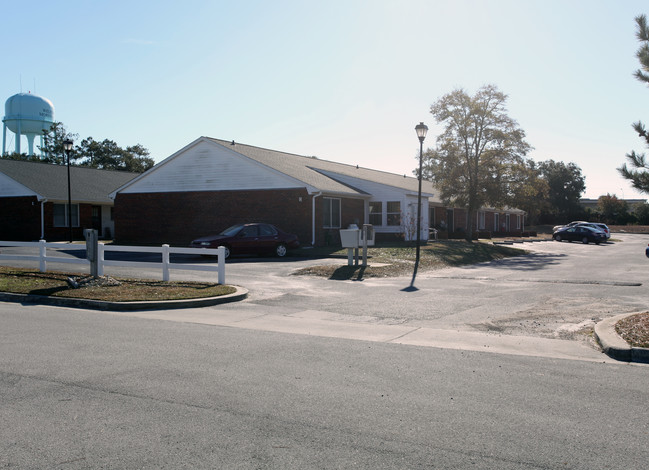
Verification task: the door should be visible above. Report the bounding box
[91,206,102,232]
[233,224,260,254]
[446,209,454,233]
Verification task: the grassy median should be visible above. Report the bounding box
[294,240,526,280]
[0,266,236,302]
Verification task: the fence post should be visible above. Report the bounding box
[217,246,225,284]
[98,243,105,277]
[39,239,47,272]
[162,244,170,282]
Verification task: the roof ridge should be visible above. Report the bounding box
[207,137,416,179]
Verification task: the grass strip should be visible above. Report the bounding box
[0,266,235,302]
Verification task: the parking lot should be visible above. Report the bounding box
[3,233,647,354]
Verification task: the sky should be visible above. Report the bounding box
[2,0,649,200]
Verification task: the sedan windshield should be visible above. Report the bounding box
[220,224,244,236]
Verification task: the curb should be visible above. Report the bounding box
[0,286,248,311]
[594,313,649,363]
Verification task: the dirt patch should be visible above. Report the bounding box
[469,297,646,349]
[616,312,649,348]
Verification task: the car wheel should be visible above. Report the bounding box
[582,237,589,244]
[221,245,231,259]
[555,235,561,242]
[275,243,287,257]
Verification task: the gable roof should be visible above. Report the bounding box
[0,159,139,203]
[206,138,437,197]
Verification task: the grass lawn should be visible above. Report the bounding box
[0,266,236,302]
[294,240,526,280]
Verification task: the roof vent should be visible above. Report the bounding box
[231,140,235,145]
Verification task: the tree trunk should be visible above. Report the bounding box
[465,208,476,243]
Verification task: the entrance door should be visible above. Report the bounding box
[91,206,102,232]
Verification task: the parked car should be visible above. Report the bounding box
[552,221,588,232]
[590,223,610,239]
[552,225,605,244]
[190,223,299,259]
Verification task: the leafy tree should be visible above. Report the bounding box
[76,138,153,172]
[421,85,531,241]
[597,193,629,224]
[1,122,154,173]
[506,159,550,225]
[618,14,649,192]
[41,122,79,165]
[634,202,649,224]
[537,159,586,222]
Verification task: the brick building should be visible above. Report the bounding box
[0,159,137,241]
[110,137,525,246]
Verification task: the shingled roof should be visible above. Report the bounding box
[207,138,438,200]
[0,159,139,204]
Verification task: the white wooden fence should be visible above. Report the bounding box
[0,240,226,284]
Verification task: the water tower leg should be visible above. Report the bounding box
[26,134,35,156]
[15,120,21,154]
[2,124,6,155]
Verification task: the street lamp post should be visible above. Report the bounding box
[63,139,73,243]
[414,122,428,269]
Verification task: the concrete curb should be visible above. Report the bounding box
[0,286,248,311]
[594,312,649,363]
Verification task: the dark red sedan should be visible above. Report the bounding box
[189,223,299,259]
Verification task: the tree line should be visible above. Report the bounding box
[1,122,154,173]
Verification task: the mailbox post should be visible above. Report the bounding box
[84,229,99,278]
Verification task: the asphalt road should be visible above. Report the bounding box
[2,234,649,468]
[1,303,648,469]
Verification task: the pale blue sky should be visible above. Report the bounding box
[2,0,649,199]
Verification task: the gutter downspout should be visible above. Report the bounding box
[40,198,47,240]
[311,191,322,246]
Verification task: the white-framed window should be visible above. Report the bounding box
[386,201,401,226]
[53,203,79,227]
[516,214,521,229]
[369,201,382,226]
[494,213,500,232]
[478,211,486,230]
[323,197,341,228]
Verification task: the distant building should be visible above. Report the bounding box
[580,198,647,211]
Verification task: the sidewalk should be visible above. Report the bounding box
[100,305,611,363]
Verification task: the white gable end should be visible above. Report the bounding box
[0,172,38,198]
[120,139,305,194]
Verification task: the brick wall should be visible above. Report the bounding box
[115,189,313,245]
[0,196,41,240]
[314,196,365,246]
[115,189,367,247]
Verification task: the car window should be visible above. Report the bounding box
[221,224,244,236]
[240,225,259,237]
[259,224,277,236]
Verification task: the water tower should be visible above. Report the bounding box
[2,92,55,156]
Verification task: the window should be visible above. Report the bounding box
[494,213,500,231]
[53,203,79,227]
[386,201,401,226]
[259,224,277,236]
[323,197,341,228]
[369,201,382,226]
[478,211,486,230]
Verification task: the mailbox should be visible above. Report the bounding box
[339,229,360,248]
